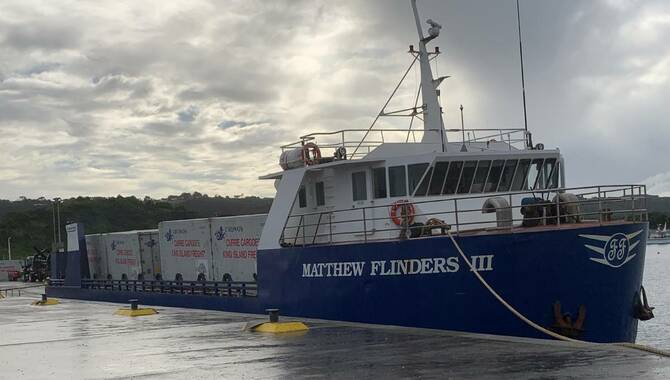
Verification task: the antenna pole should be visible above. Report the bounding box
[516,0,530,147]
[460,105,465,141]
[460,104,467,152]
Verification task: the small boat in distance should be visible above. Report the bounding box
[649,222,670,245]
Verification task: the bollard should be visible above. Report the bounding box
[267,308,280,323]
[115,299,156,316]
[247,308,308,333]
[42,294,48,303]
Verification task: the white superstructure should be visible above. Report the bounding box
[259,0,563,250]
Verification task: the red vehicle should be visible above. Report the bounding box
[8,270,21,281]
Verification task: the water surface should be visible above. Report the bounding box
[636,243,670,349]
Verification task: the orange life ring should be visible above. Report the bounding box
[390,199,415,226]
[301,142,322,165]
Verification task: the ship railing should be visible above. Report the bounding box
[79,279,258,297]
[0,283,46,297]
[280,184,647,247]
[280,128,529,160]
[48,278,65,287]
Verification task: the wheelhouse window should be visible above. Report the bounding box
[428,162,450,196]
[543,158,558,189]
[413,166,433,196]
[484,160,504,193]
[352,171,367,201]
[470,160,491,193]
[389,165,407,197]
[315,182,325,206]
[457,161,478,194]
[511,159,531,191]
[373,167,387,198]
[443,161,463,195]
[298,186,307,208]
[497,160,518,192]
[527,159,544,190]
[408,163,429,195]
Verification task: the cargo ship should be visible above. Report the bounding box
[49,0,652,343]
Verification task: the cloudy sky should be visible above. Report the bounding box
[0,0,669,199]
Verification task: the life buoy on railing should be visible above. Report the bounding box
[302,142,322,166]
[390,199,415,226]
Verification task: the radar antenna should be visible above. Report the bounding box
[410,0,447,151]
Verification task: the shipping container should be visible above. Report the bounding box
[138,231,161,279]
[85,234,108,279]
[158,219,213,281]
[104,230,157,280]
[158,215,266,282]
[210,214,265,282]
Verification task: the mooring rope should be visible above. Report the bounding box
[446,230,670,358]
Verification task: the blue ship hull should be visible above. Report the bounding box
[257,222,648,343]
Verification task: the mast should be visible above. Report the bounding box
[410,0,446,150]
[516,0,531,148]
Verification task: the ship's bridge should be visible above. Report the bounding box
[258,126,580,250]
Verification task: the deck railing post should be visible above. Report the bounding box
[363,208,367,243]
[555,191,561,226]
[630,185,635,221]
[454,199,460,234]
[598,186,603,225]
[312,212,323,245]
[302,215,306,247]
[329,212,333,244]
[293,215,303,246]
[644,185,648,221]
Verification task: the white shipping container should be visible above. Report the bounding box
[210,214,266,282]
[85,234,108,279]
[138,231,161,279]
[104,231,153,280]
[158,219,213,281]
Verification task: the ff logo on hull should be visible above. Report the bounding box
[579,230,643,268]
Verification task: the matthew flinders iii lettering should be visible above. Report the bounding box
[302,255,494,278]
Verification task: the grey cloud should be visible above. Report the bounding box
[17,62,62,76]
[142,122,189,137]
[0,0,668,200]
[1,21,81,51]
[218,120,250,129]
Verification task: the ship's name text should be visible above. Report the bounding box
[301,255,494,278]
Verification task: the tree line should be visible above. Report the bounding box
[0,194,272,260]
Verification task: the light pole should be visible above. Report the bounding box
[54,197,62,252]
[52,200,57,247]
[7,236,11,260]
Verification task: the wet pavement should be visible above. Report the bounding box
[1,282,670,379]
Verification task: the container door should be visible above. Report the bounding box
[150,232,161,277]
[138,233,157,278]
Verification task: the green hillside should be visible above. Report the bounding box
[0,194,272,260]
